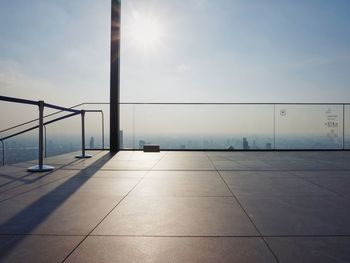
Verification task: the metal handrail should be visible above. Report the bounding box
[1,98,106,167]
[2,100,349,165]
[0,140,4,166]
[0,102,94,134]
[0,112,79,142]
[0,95,39,106]
[0,96,105,170]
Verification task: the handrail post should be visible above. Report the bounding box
[44,125,47,158]
[101,111,105,150]
[76,110,92,159]
[27,101,54,172]
[1,140,4,166]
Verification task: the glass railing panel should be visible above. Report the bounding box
[82,103,109,150]
[2,130,38,165]
[44,115,81,158]
[132,104,274,150]
[345,105,350,149]
[0,102,39,164]
[120,103,135,149]
[275,104,344,149]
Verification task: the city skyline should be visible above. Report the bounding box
[1,0,350,156]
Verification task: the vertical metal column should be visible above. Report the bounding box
[1,140,4,166]
[133,104,135,149]
[273,104,276,149]
[76,110,92,158]
[28,101,54,172]
[110,0,121,152]
[44,125,47,157]
[101,111,105,150]
[343,104,345,150]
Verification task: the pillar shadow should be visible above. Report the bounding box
[0,151,116,260]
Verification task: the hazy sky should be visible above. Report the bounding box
[0,0,350,142]
[1,0,350,105]
[0,0,350,106]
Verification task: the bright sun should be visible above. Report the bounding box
[128,12,164,51]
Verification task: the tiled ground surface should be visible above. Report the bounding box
[0,150,350,262]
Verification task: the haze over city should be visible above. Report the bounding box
[2,2,350,262]
[1,0,350,154]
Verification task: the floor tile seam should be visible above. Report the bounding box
[216,169,350,172]
[89,235,262,238]
[0,154,147,200]
[205,153,264,235]
[60,151,169,263]
[0,173,78,203]
[0,171,64,194]
[0,179,32,194]
[2,233,350,238]
[229,193,340,197]
[285,170,343,197]
[128,195,234,198]
[0,233,86,237]
[204,153,280,263]
[0,173,33,184]
[0,151,101,173]
[61,168,152,171]
[150,169,216,171]
[0,154,103,200]
[125,194,241,198]
[87,234,350,238]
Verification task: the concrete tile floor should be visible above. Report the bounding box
[0,150,349,262]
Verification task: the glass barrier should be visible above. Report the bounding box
[1,102,349,165]
[120,103,349,150]
[275,105,344,149]
[345,105,350,149]
[0,102,109,164]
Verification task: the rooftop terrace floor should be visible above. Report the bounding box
[0,150,350,262]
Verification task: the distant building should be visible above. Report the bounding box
[89,136,94,149]
[139,140,146,149]
[187,140,193,148]
[227,145,234,150]
[203,140,209,149]
[266,143,272,149]
[119,130,123,149]
[243,137,250,150]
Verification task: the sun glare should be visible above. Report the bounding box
[128,12,164,51]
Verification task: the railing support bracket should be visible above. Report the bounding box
[28,100,54,172]
[76,110,92,159]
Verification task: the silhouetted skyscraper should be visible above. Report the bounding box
[139,140,146,149]
[119,130,123,149]
[243,137,250,150]
[89,136,94,149]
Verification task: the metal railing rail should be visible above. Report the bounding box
[1,100,350,166]
[43,109,104,158]
[1,102,106,154]
[0,102,106,133]
[0,96,105,171]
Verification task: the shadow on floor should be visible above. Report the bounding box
[0,152,115,260]
[0,158,85,193]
